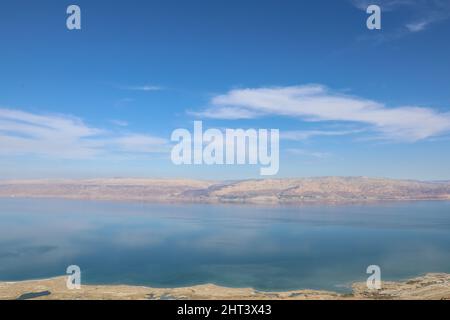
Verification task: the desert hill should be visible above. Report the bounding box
[1,177,450,204]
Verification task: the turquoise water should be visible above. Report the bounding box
[0,198,449,292]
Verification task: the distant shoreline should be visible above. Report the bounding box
[2,195,450,208]
[1,273,449,300]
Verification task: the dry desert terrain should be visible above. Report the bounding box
[1,177,450,204]
[0,273,449,300]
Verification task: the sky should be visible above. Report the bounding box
[1,0,450,180]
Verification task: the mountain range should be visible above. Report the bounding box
[1,177,450,204]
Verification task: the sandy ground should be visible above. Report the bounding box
[0,273,449,300]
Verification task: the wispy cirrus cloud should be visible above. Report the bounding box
[286,148,331,159]
[109,119,129,127]
[405,21,429,32]
[282,129,362,141]
[114,134,167,153]
[114,98,135,108]
[351,0,450,37]
[192,84,450,142]
[0,108,168,159]
[119,85,164,91]
[350,0,416,11]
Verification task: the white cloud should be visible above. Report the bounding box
[189,107,260,120]
[282,129,362,141]
[114,134,168,153]
[193,85,450,142]
[114,98,135,108]
[120,85,164,91]
[286,148,331,159]
[351,0,450,36]
[405,21,428,32]
[109,119,129,127]
[0,108,168,159]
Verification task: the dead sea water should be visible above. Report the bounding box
[0,198,449,292]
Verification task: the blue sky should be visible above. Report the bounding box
[1,0,450,180]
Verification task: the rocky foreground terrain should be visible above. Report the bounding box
[0,177,450,204]
[0,273,449,300]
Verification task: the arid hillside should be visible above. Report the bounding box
[1,177,450,204]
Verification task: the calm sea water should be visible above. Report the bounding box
[0,198,449,292]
